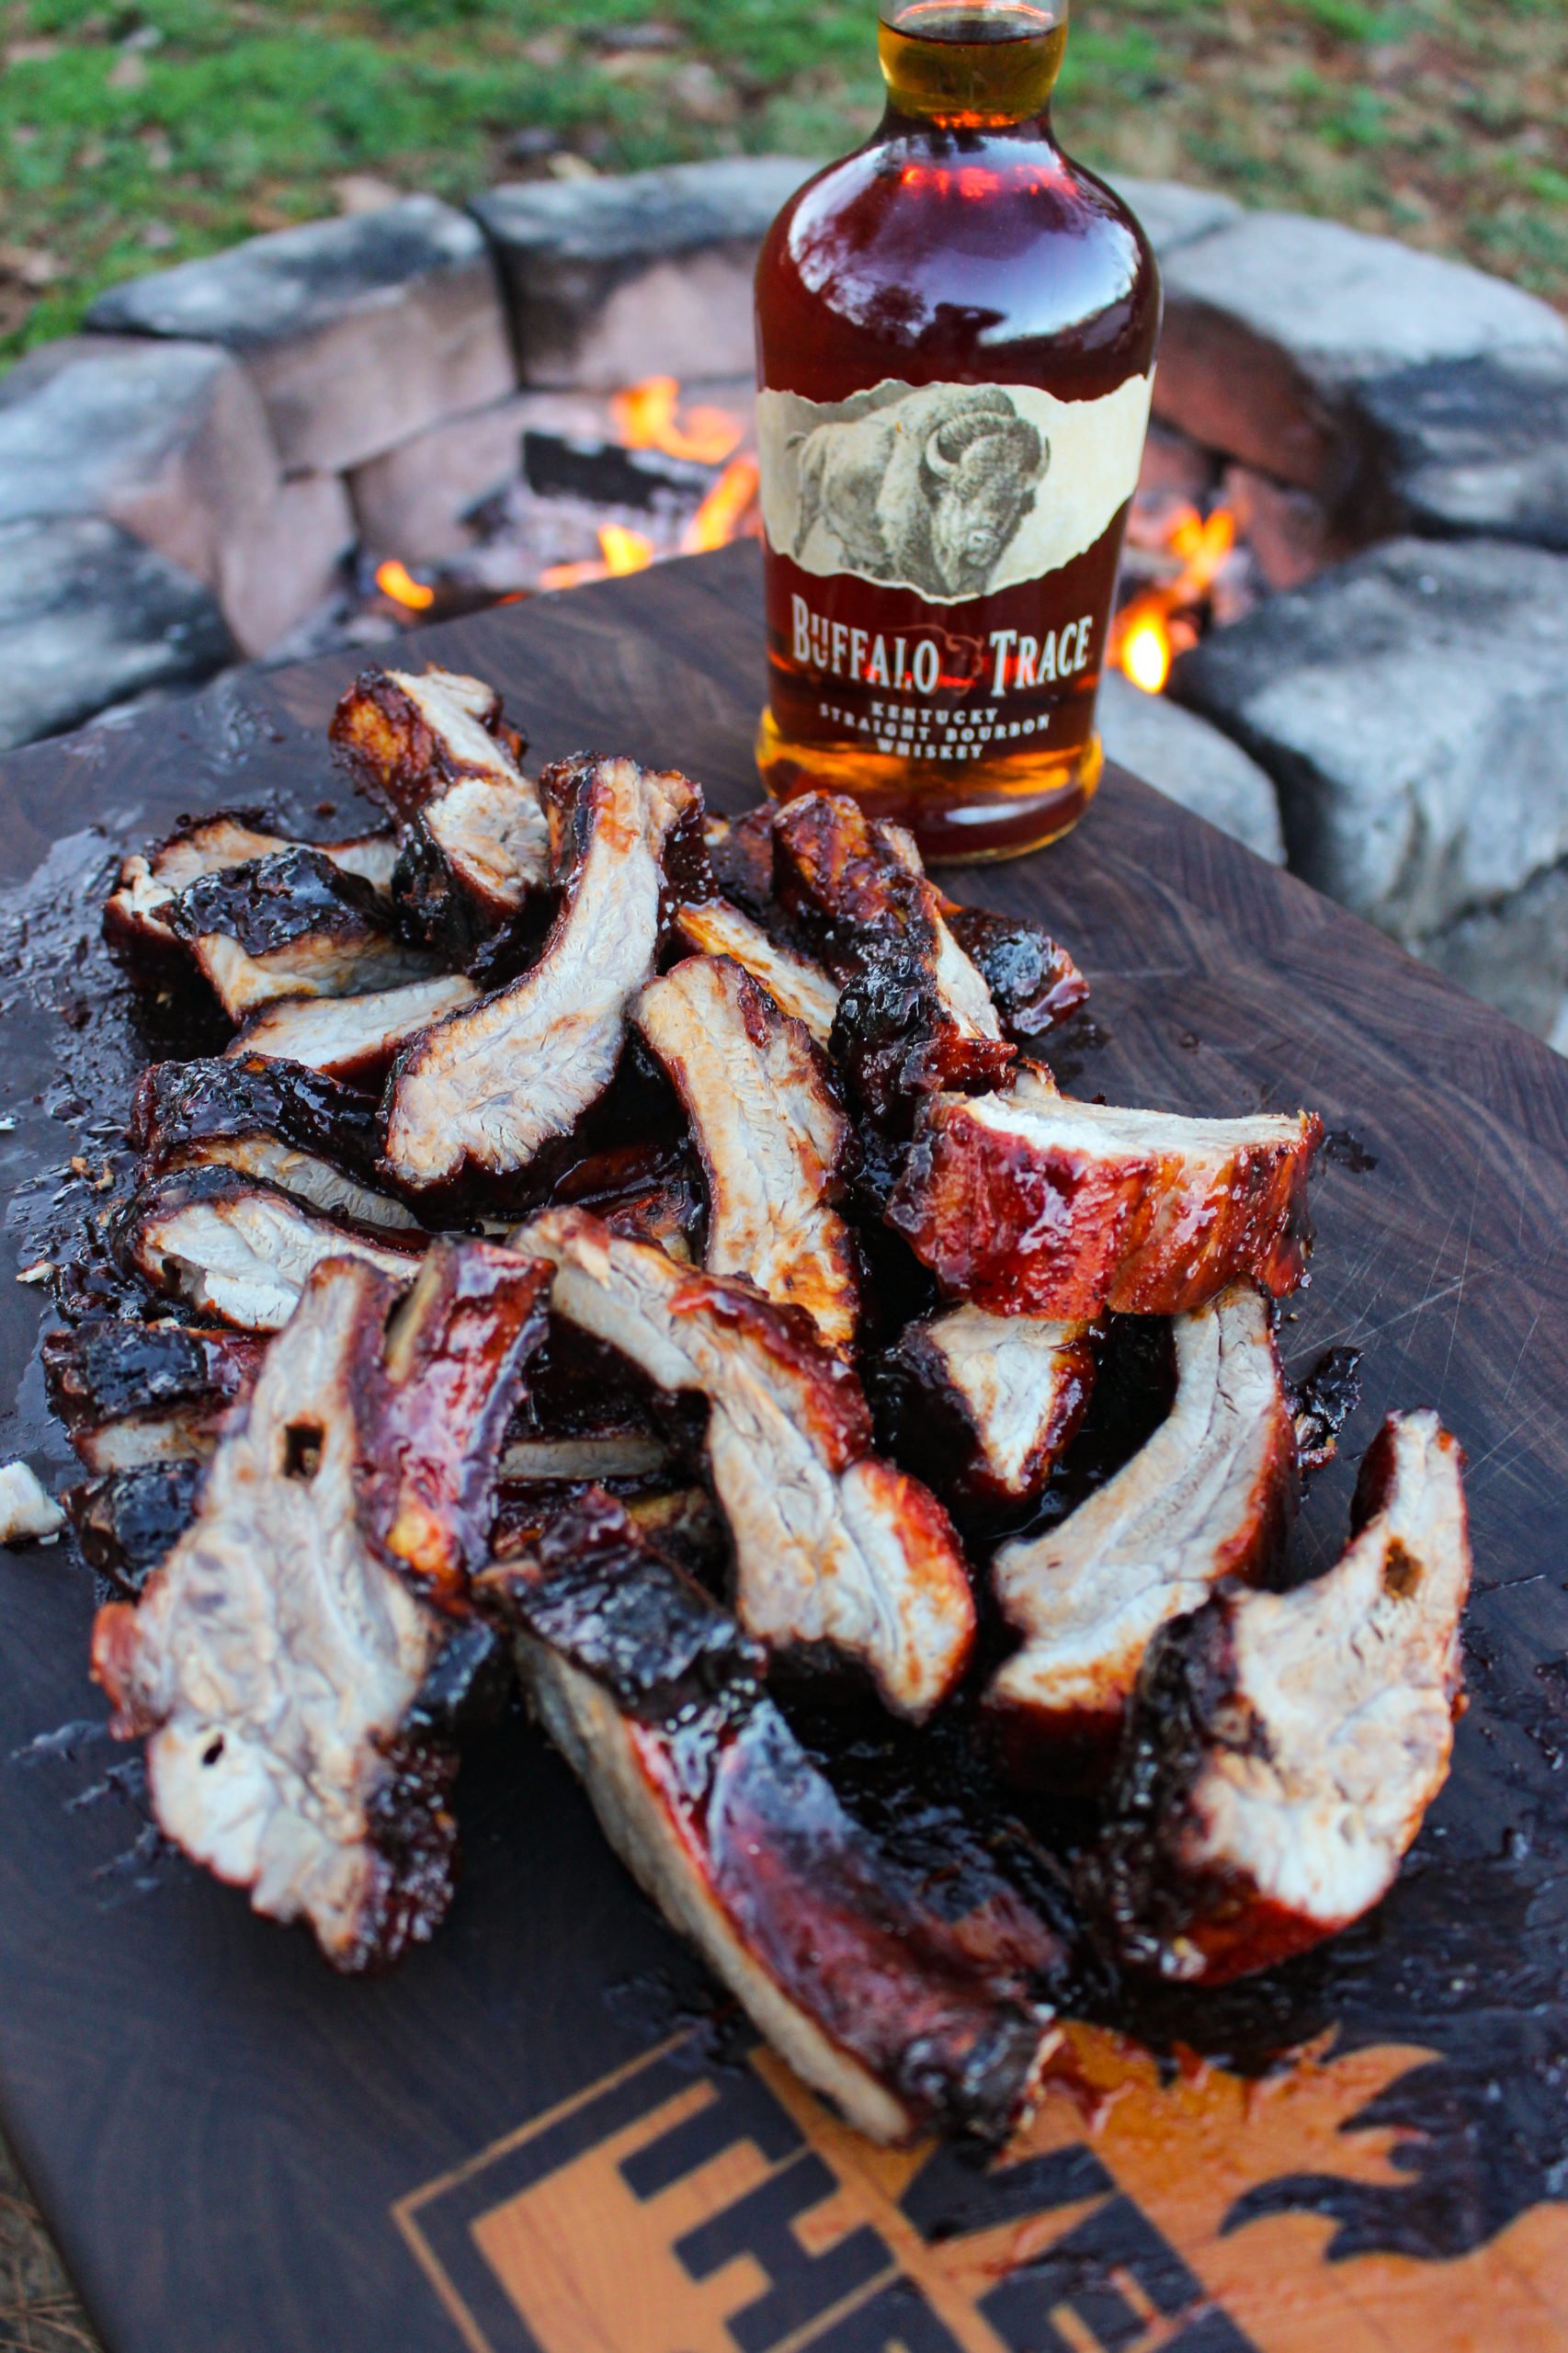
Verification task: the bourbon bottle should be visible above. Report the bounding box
[753,0,1161,861]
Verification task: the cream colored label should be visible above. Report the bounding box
[757,372,1153,608]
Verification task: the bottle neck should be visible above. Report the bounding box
[876,0,1067,131]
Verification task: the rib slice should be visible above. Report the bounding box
[672,898,840,1045]
[381,755,699,1194]
[986,1285,1296,1786]
[105,813,397,962]
[132,1057,424,1233]
[44,1321,264,1474]
[228,974,479,1087]
[879,1303,1094,1510]
[514,1210,974,1720]
[1086,1410,1471,1985]
[91,1245,550,1971]
[114,1167,425,1332]
[330,665,532,824]
[888,1090,1323,1316]
[487,1490,1063,2144]
[68,1463,208,1596]
[773,793,1014,1127]
[633,954,858,1352]
[940,904,1090,1049]
[169,847,435,1022]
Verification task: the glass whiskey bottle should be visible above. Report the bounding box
[753,0,1161,862]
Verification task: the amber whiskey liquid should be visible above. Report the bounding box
[754,0,1161,861]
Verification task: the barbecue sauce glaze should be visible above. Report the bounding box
[754,0,1162,861]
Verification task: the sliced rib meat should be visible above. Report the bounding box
[773,793,1014,1128]
[1086,1410,1471,1985]
[986,1285,1296,1786]
[114,1167,425,1332]
[44,1320,264,1474]
[513,1210,974,1720]
[879,1303,1094,1511]
[486,1490,1064,2145]
[330,665,532,824]
[633,954,858,1352]
[68,1462,208,1596]
[105,813,397,963]
[940,904,1090,1049]
[888,1090,1323,1317]
[132,1056,423,1233]
[169,847,434,1022]
[228,973,479,1088]
[381,755,699,1194]
[671,898,840,1045]
[91,1244,550,1971]
[499,1432,673,1485]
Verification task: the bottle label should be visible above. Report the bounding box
[756,373,1153,606]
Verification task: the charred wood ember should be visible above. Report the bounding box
[514,1210,975,1720]
[940,904,1090,1050]
[670,898,840,1045]
[485,1489,1065,2145]
[227,973,479,1088]
[105,812,398,966]
[773,793,1015,1130]
[91,1243,550,1971]
[44,1320,264,1474]
[634,954,858,1352]
[131,1056,424,1234]
[381,754,699,1195]
[114,1166,426,1332]
[888,1090,1323,1317]
[67,1461,208,1596]
[874,1303,1095,1515]
[986,1285,1297,1789]
[1085,1410,1471,1987]
[168,847,436,1023]
[330,668,552,971]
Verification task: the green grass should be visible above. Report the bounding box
[0,0,1562,366]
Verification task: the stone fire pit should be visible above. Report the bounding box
[0,158,1564,1045]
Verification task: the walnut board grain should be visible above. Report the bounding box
[0,543,1565,2353]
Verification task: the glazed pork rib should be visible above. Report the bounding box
[773,794,1015,1127]
[44,1321,264,1475]
[878,1303,1095,1511]
[331,666,551,965]
[115,1166,425,1332]
[105,813,398,963]
[671,898,840,1045]
[486,1490,1065,2145]
[92,1244,551,1970]
[228,973,479,1087]
[132,1056,424,1234]
[168,847,435,1022]
[633,954,859,1352]
[889,1091,1323,1317]
[986,1285,1296,1787]
[1086,1410,1471,1985]
[940,904,1091,1051]
[381,755,699,1195]
[68,1462,208,1596]
[514,1210,975,1720]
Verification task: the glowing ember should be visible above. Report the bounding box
[539,521,657,593]
[611,374,745,465]
[375,558,437,612]
[1111,502,1239,695]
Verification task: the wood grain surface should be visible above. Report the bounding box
[0,542,1564,2353]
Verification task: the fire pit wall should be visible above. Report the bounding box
[1,160,1565,1049]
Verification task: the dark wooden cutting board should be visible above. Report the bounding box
[1,541,1564,2353]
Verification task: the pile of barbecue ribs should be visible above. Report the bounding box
[40,664,1472,2148]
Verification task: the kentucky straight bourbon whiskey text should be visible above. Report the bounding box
[754,0,1161,860]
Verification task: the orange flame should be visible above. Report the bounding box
[611,374,744,465]
[375,558,437,612]
[680,457,761,554]
[538,521,657,593]
[1112,503,1237,695]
